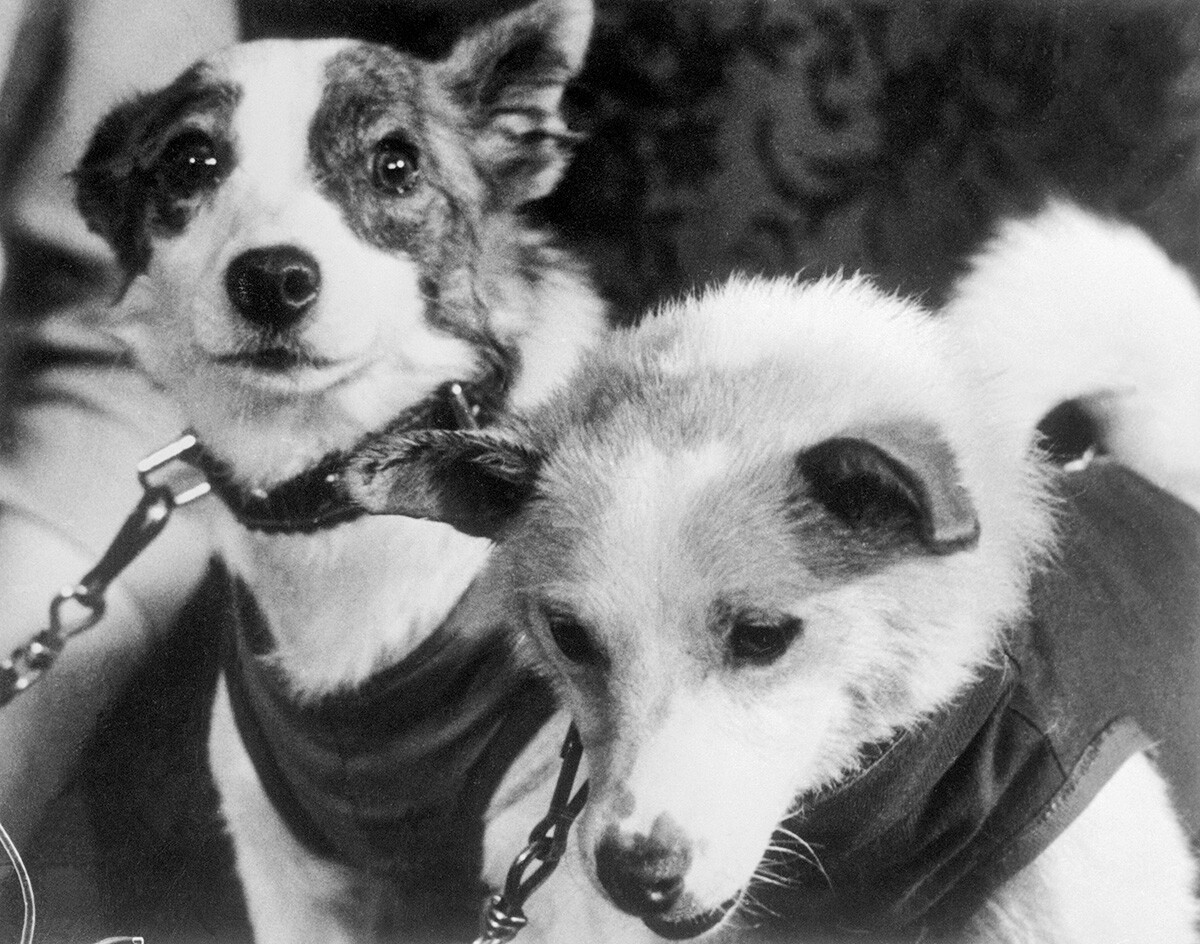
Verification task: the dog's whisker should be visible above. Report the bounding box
[753,859,803,887]
[748,870,794,890]
[732,886,784,924]
[765,828,832,889]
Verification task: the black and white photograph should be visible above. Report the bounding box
[2,1,1200,942]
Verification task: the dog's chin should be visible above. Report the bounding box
[642,897,738,940]
[212,346,370,396]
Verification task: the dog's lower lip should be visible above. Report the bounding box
[215,349,336,372]
[642,898,737,940]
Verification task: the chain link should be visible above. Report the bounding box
[1,434,209,707]
[474,724,590,944]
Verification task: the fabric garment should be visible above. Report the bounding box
[217,563,555,935]
[757,460,1200,940]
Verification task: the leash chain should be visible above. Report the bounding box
[474,724,590,944]
[0,434,209,706]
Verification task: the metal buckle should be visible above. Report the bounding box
[448,382,482,431]
[137,432,211,505]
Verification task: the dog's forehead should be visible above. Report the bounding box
[318,41,424,108]
[206,38,358,89]
[520,370,912,627]
[204,39,419,128]
[522,435,812,622]
[201,40,353,130]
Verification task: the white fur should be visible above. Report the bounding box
[965,753,1198,944]
[497,202,1200,942]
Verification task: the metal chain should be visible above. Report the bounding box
[1,434,209,706]
[474,724,590,944]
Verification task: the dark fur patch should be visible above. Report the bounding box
[309,44,436,255]
[347,428,543,538]
[74,64,239,276]
[796,427,980,557]
[308,38,559,401]
[309,43,495,350]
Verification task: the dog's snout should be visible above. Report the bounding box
[226,245,321,329]
[595,819,690,918]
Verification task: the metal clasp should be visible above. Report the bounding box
[448,382,482,431]
[137,432,211,505]
[1,433,210,706]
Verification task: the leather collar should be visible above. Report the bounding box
[190,369,509,535]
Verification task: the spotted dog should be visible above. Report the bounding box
[72,2,610,941]
[349,203,1200,942]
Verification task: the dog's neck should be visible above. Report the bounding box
[217,512,493,697]
[201,373,505,695]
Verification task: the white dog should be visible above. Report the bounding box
[348,201,1200,943]
[72,3,611,941]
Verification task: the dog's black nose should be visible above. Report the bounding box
[226,245,321,329]
[595,821,690,918]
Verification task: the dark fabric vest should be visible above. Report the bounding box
[755,460,1200,940]
[216,565,555,939]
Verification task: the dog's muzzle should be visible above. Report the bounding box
[595,825,689,917]
[594,819,737,939]
[226,244,321,330]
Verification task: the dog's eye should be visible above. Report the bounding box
[371,138,420,195]
[729,615,802,665]
[156,129,223,198]
[544,609,606,668]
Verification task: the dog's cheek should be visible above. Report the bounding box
[107,273,179,365]
[111,244,225,390]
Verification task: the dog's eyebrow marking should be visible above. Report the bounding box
[74,61,241,277]
[306,42,520,379]
[308,44,427,249]
[139,65,241,158]
[139,69,241,246]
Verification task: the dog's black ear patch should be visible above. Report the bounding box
[797,422,980,555]
[437,0,593,207]
[345,428,543,539]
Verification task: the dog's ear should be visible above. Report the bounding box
[344,428,544,539]
[436,0,593,207]
[796,421,980,555]
[73,93,157,271]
